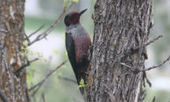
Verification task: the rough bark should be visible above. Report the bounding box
[87,0,152,102]
[0,0,28,102]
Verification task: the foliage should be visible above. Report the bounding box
[78,79,87,88]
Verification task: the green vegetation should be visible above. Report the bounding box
[25,16,65,32]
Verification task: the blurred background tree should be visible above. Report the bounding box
[0,0,28,102]
[24,0,170,102]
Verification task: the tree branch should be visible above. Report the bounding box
[152,96,156,102]
[28,25,45,38]
[143,35,163,47]
[120,63,132,69]
[41,92,46,102]
[58,76,77,84]
[28,2,74,46]
[15,58,39,75]
[141,55,170,72]
[29,61,67,96]
[121,54,170,73]
[125,35,163,57]
[143,72,152,87]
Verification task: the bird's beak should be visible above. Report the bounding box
[79,9,87,16]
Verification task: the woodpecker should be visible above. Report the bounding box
[64,9,91,92]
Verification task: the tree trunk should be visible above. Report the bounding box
[87,0,152,102]
[0,0,28,102]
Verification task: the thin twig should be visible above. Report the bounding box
[142,55,170,72]
[143,72,152,87]
[120,62,137,73]
[28,2,74,46]
[121,54,170,72]
[15,58,39,75]
[120,63,132,68]
[24,33,31,43]
[152,96,156,102]
[29,61,67,96]
[125,35,163,57]
[28,25,45,38]
[144,35,163,47]
[41,92,46,102]
[30,83,41,97]
[0,90,8,102]
[58,76,77,84]
[121,63,152,87]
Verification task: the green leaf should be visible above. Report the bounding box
[53,49,59,55]
[29,50,34,56]
[72,0,79,2]
[64,51,68,57]
[27,73,33,82]
[23,41,28,47]
[43,58,48,63]
[80,78,84,85]
[78,78,87,88]
[64,0,70,9]
[62,34,65,41]
[58,72,63,76]
[20,52,27,57]
[36,52,43,58]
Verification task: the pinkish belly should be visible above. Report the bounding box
[75,42,89,62]
[73,35,91,62]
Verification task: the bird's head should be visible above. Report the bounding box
[64,9,87,26]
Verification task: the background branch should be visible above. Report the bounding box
[28,2,74,46]
[41,92,46,102]
[28,25,45,38]
[58,76,77,84]
[29,61,67,96]
[152,96,156,102]
[142,55,170,72]
[121,54,170,73]
[143,35,163,47]
[125,35,163,57]
[15,58,39,75]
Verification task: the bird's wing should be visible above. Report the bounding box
[65,32,78,74]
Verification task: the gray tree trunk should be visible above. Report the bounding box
[0,0,28,102]
[87,0,152,102]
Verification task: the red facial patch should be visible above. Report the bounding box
[72,11,79,14]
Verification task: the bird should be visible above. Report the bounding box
[64,9,91,93]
